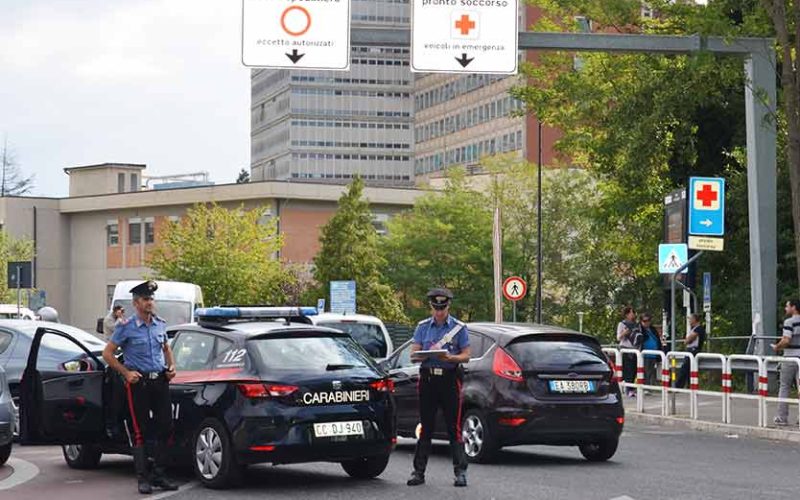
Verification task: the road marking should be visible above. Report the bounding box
[65,480,84,484]
[0,458,40,490]
[610,496,637,500]
[151,480,199,499]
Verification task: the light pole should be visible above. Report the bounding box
[536,120,543,323]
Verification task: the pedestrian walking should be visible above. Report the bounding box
[103,304,125,338]
[102,280,179,494]
[616,307,641,397]
[676,314,705,389]
[638,313,663,387]
[772,299,800,426]
[407,287,470,488]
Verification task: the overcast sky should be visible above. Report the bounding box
[1,0,251,197]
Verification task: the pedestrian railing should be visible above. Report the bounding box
[613,350,799,430]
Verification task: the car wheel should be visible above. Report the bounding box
[62,444,102,469]
[193,418,243,489]
[461,409,497,463]
[340,453,391,479]
[579,438,619,462]
[0,443,11,465]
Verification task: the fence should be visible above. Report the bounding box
[601,348,800,430]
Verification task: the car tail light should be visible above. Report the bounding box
[616,417,625,425]
[370,379,395,393]
[249,445,276,452]
[492,348,523,382]
[498,417,526,427]
[237,383,298,398]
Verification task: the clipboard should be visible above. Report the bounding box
[412,349,447,359]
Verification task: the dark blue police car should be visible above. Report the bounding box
[19,307,396,488]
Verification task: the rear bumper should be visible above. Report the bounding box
[490,403,624,446]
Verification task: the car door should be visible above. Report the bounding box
[19,327,106,445]
[385,340,420,435]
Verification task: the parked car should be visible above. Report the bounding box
[0,365,13,465]
[0,320,106,434]
[0,305,37,320]
[383,323,624,463]
[307,313,394,360]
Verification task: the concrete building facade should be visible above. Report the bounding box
[0,164,421,332]
[250,0,414,185]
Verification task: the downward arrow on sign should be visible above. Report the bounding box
[455,53,474,68]
[286,49,305,64]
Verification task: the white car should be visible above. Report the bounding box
[0,305,36,320]
[307,313,394,360]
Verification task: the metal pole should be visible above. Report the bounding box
[536,120,543,323]
[512,301,517,323]
[16,265,21,319]
[492,176,503,323]
[577,311,584,333]
[670,251,704,352]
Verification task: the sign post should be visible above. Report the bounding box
[502,276,527,323]
[7,261,32,319]
[703,272,712,334]
[688,177,725,251]
[330,281,356,315]
[410,0,519,74]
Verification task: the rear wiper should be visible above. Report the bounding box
[326,363,365,371]
[567,359,606,368]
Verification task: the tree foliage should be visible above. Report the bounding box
[313,177,407,323]
[147,203,291,306]
[1,137,34,197]
[0,231,35,302]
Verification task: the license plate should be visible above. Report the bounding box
[548,380,594,393]
[313,421,364,438]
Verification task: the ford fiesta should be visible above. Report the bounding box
[19,307,396,489]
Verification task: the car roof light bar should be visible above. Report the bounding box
[196,306,318,326]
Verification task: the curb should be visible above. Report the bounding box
[626,412,800,443]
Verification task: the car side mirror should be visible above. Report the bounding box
[96,318,104,335]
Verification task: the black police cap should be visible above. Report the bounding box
[130,280,158,299]
[426,287,453,306]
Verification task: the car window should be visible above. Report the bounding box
[113,299,193,326]
[216,338,233,357]
[468,333,487,358]
[507,338,607,370]
[12,323,105,352]
[392,342,414,369]
[0,330,12,354]
[173,331,217,371]
[316,321,387,358]
[248,335,375,373]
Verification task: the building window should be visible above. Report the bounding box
[130,173,139,192]
[144,218,155,244]
[129,219,141,245]
[118,173,125,193]
[107,221,119,246]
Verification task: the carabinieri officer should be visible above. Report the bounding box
[102,280,178,495]
[407,287,470,488]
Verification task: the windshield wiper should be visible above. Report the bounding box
[326,363,365,371]
[567,359,606,368]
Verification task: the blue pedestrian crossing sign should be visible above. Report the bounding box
[688,177,725,237]
[658,244,688,274]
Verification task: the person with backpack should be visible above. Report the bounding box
[638,312,664,387]
[616,306,641,397]
[676,313,706,389]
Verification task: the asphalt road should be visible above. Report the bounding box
[2,422,798,500]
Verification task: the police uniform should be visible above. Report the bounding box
[111,280,177,494]
[408,288,469,488]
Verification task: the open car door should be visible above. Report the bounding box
[19,327,106,445]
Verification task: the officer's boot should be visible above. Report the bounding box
[150,445,179,491]
[454,470,467,487]
[132,446,152,495]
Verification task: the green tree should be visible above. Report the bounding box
[381,170,494,321]
[313,177,407,323]
[0,230,35,302]
[147,203,291,306]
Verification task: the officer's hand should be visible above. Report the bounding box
[125,370,142,384]
[437,353,452,362]
[166,365,176,380]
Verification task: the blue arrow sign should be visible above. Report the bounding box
[689,177,725,236]
[658,244,688,274]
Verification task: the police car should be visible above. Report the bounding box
[19,307,397,488]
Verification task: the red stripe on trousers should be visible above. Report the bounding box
[125,382,143,446]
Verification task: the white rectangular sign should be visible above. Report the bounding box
[411,0,519,74]
[242,0,351,70]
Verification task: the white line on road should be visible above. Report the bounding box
[150,480,199,499]
[609,496,637,500]
[0,458,40,490]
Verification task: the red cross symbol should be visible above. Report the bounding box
[455,15,476,35]
[696,184,718,207]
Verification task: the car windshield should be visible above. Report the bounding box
[113,300,193,326]
[248,335,376,373]
[316,322,387,358]
[15,323,106,352]
[507,338,607,370]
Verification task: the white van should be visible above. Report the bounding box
[307,312,394,360]
[107,280,203,327]
[0,305,36,320]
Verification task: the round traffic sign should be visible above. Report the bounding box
[502,276,527,302]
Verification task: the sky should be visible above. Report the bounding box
[0,0,251,197]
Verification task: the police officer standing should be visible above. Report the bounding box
[102,281,178,494]
[407,288,470,488]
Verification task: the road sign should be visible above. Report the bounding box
[688,177,725,237]
[502,276,527,302]
[242,0,351,70]
[658,244,688,274]
[7,261,32,288]
[410,0,518,74]
[703,272,711,312]
[688,235,724,251]
[330,280,356,314]
[317,298,326,313]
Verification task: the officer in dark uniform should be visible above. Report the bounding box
[102,280,178,495]
[407,288,470,488]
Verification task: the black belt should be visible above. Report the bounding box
[421,367,457,376]
[133,370,165,380]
